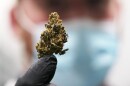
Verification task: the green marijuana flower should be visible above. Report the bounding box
[36,12,68,58]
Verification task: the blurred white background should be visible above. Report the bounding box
[105,0,130,86]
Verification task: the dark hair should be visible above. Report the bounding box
[86,0,109,9]
[33,0,68,12]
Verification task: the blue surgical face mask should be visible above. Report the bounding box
[32,19,118,86]
[52,19,118,86]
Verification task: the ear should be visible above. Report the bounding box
[115,0,121,17]
[10,7,17,29]
[10,6,22,36]
[107,0,121,20]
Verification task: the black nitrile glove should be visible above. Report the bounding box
[15,55,57,86]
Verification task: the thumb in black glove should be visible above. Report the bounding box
[15,55,57,86]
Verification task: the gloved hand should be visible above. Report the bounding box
[15,55,57,86]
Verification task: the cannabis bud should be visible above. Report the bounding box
[36,12,68,58]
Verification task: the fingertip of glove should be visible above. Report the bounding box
[39,55,57,63]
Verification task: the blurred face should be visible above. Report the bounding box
[19,0,119,23]
[12,0,119,71]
